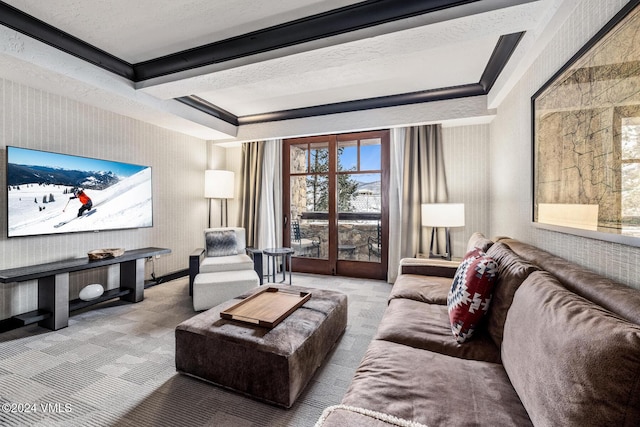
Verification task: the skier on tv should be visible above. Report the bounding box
[67,189,93,217]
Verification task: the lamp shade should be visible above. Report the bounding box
[204,170,234,199]
[421,203,465,227]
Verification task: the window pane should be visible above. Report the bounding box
[337,173,359,213]
[310,142,329,174]
[290,144,307,173]
[337,219,381,263]
[292,218,326,259]
[290,175,327,260]
[305,174,329,212]
[360,138,381,171]
[338,140,358,171]
[336,169,381,261]
[343,173,381,213]
[290,175,307,219]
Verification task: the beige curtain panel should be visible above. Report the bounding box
[239,141,265,248]
[400,124,449,258]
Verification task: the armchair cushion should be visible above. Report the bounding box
[200,254,254,274]
[205,230,238,257]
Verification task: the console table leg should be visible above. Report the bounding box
[38,273,69,330]
[107,264,119,289]
[120,258,145,303]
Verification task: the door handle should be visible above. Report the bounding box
[284,215,288,226]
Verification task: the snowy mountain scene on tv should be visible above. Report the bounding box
[7,146,152,237]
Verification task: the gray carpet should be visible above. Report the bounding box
[0,274,391,426]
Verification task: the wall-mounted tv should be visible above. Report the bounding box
[6,146,153,237]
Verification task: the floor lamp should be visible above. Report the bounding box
[421,203,465,260]
[204,170,235,228]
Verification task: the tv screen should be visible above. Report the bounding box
[6,146,153,237]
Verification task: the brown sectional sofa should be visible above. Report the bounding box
[316,233,640,426]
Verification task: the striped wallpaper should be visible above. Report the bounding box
[1,78,210,320]
[442,124,491,259]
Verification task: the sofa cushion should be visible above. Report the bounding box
[484,242,538,347]
[466,231,494,253]
[388,274,452,305]
[502,271,640,427]
[496,238,640,325]
[200,253,254,273]
[340,339,532,426]
[447,251,498,343]
[399,258,458,278]
[375,298,501,363]
[205,229,238,257]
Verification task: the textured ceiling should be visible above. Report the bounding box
[0,0,566,140]
[195,34,499,116]
[3,0,363,62]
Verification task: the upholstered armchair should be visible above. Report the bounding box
[189,227,263,297]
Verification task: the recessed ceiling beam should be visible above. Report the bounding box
[133,0,482,81]
[176,96,239,126]
[480,32,525,92]
[237,84,486,125]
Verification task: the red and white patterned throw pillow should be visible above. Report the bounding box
[447,249,498,343]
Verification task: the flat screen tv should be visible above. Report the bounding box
[6,146,153,237]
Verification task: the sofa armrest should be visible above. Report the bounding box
[399,257,459,278]
[189,248,205,295]
[246,248,264,286]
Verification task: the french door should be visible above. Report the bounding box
[283,130,389,280]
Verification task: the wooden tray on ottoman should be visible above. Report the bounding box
[220,287,311,328]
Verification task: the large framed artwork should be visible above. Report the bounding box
[532,0,640,246]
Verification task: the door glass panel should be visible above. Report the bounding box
[310,142,329,173]
[290,141,329,260]
[337,218,381,262]
[338,140,358,171]
[337,137,382,262]
[290,144,308,173]
[337,172,381,262]
[360,138,381,170]
[289,175,307,220]
[292,216,326,259]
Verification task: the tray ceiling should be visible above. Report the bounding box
[0,0,557,139]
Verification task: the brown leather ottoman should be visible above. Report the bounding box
[175,285,348,408]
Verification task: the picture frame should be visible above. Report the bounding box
[531,0,640,246]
